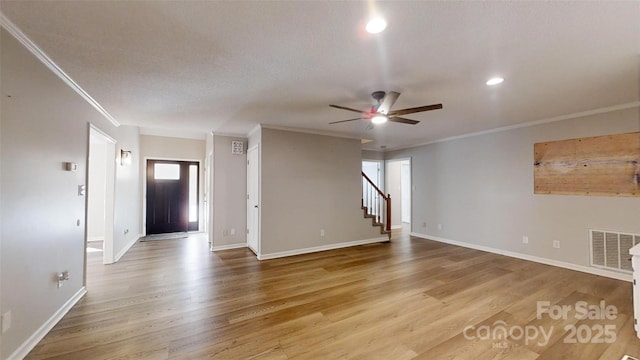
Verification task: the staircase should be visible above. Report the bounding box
[361,171,392,240]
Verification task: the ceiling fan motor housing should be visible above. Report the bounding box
[371,91,386,102]
[328,90,440,125]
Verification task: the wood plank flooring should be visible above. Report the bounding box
[26,230,640,359]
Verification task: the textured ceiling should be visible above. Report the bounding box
[1,1,638,149]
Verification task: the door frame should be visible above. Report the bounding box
[85,124,117,275]
[204,151,212,236]
[400,160,412,224]
[246,144,261,255]
[142,156,203,236]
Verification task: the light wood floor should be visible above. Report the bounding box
[26,229,640,359]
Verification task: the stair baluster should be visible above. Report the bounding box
[361,171,391,239]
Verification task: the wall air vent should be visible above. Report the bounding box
[590,229,640,273]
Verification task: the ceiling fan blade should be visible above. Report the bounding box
[388,117,420,125]
[329,104,365,114]
[376,91,400,114]
[329,117,363,124]
[388,103,443,116]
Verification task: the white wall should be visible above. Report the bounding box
[260,128,384,256]
[139,135,206,234]
[386,106,640,269]
[140,135,206,161]
[112,126,141,258]
[362,149,384,160]
[211,135,247,249]
[0,28,141,359]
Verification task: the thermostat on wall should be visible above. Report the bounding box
[231,141,244,155]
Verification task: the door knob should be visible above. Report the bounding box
[254,205,258,208]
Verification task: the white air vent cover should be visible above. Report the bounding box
[590,229,640,273]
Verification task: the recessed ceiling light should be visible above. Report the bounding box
[366,18,387,34]
[371,114,388,124]
[486,77,504,86]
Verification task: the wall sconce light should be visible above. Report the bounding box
[120,149,132,166]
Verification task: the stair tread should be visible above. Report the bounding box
[362,202,391,241]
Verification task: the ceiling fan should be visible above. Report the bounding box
[329,91,442,125]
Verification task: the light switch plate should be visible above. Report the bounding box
[2,311,11,333]
[64,162,77,171]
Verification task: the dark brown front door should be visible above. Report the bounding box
[146,160,199,235]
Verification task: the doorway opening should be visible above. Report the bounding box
[146,160,199,235]
[362,160,383,189]
[385,158,411,230]
[87,126,116,267]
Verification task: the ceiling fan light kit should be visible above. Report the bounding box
[486,77,504,86]
[371,114,388,124]
[329,91,442,126]
[366,18,387,34]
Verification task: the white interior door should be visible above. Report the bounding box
[247,145,259,254]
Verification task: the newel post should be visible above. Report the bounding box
[386,194,391,232]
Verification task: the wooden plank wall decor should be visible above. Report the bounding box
[534,132,640,196]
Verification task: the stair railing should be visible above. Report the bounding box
[361,171,391,232]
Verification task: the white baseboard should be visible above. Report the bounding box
[410,232,632,282]
[114,234,140,262]
[87,236,104,242]
[391,225,403,230]
[258,237,389,260]
[212,243,247,251]
[8,287,87,360]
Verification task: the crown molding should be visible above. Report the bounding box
[211,131,248,139]
[384,102,640,152]
[0,13,120,127]
[259,124,363,141]
[139,126,207,140]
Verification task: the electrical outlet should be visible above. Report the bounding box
[320,229,325,237]
[422,222,427,228]
[437,224,442,230]
[2,311,11,333]
[522,236,529,244]
[553,240,560,249]
[230,228,235,236]
[223,229,229,236]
